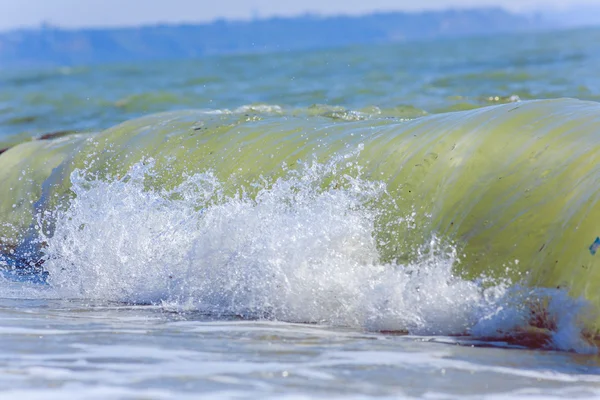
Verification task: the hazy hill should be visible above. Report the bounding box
[0,8,548,67]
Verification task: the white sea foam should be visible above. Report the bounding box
[38,158,596,353]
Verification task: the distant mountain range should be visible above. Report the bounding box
[0,8,553,68]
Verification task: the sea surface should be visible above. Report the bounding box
[1,27,600,399]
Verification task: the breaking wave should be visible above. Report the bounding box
[2,98,600,353]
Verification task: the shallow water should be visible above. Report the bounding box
[2,26,600,398]
[2,299,600,399]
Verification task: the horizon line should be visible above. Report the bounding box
[0,6,540,34]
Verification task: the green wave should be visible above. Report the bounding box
[2,98,600,326]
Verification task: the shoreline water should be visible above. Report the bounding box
[2,28,600,398]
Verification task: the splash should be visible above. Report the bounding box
[35,158,597,353]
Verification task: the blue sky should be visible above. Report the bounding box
[0,0,597,30]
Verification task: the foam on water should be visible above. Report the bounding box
[31,157,597,354]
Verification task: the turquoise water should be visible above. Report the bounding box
[2,27,600,147]
[2,27,600,399]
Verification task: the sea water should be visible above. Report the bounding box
[2,27,600,399]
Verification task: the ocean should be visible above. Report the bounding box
[1,27,600,399]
